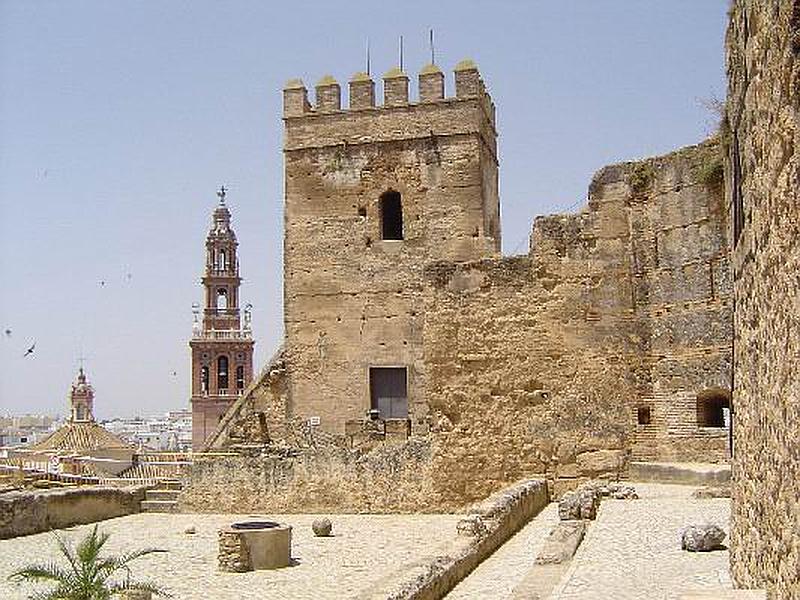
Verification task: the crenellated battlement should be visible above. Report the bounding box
[283,59,495,126]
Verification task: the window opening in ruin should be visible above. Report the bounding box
[236,365,245,390]
[369,366,408,419]
[696,388,731,428]
[217,288,228,310]
[380,191,403,240]
[637,406,652,425]
[201,366,209,393]
[217,355,229,390]
[358,206,367,218]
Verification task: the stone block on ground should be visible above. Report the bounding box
[558,486,600,520]
[550,477,588,500]
[575,449,626,477]
[535,520,587,564]
[691,485,731,499]
[608,482,638,499]
[680,524,726,552]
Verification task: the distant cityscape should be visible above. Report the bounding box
[0,409,192,452]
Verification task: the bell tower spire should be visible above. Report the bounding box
[189,187,255,450]
[69,366,94,422]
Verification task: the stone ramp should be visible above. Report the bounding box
[627,462,730,486]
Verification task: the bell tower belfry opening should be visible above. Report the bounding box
[189,187,255,450]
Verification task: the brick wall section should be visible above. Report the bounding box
[726,1,800,597]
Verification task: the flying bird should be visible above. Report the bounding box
[4,328,10,337]
[99,280,106,287]
[23,341,36,357]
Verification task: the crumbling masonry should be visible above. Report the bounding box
[193,61,733,510]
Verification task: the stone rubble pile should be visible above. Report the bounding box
[558,480,638,521]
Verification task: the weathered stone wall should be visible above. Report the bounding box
[282,66,500,435]
[180,439,447,512]
[422,141,732,500]
[726,1,799,597]
[202,141,732,510]
[0,486,146,539]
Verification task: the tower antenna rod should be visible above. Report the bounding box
[366,38,370,75]
[399,35,404,71]
[430,29,435,64]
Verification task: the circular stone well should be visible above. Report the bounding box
[218,520,292,571]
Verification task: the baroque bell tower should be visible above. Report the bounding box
[190,187,255,450]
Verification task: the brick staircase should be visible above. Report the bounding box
[140,479,182,513]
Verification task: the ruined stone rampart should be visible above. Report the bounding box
[422,140,732,500]
[726,1,800,597]
[0,486,146,539]
[201,139,732,511]
[180,439,443,513]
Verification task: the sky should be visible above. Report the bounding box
[0,1,729,419]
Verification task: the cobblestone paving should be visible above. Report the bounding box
[446,502,559,599]
[0,513,462,600]
[553,483,731,600]
[447,483,731,600]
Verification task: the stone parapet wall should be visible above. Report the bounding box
[180,439,446,513]
[726,1,799,598]
[0,485,146,539]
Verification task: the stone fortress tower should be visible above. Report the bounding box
[190,187,255,449]
[282,60,500,434]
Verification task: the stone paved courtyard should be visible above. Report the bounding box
[0,484,732,599]
[448,483,731,599]
[0,513,463,600]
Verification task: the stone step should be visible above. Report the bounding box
[627,461,731,486]
[140,500,179,513]
[159,479,183,490]
[145,489,179,501]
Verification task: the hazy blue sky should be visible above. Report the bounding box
[0,1,728,419]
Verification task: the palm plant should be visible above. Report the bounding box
[8,524,170,599]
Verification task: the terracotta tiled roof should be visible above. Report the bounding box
[30,421,132,453]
